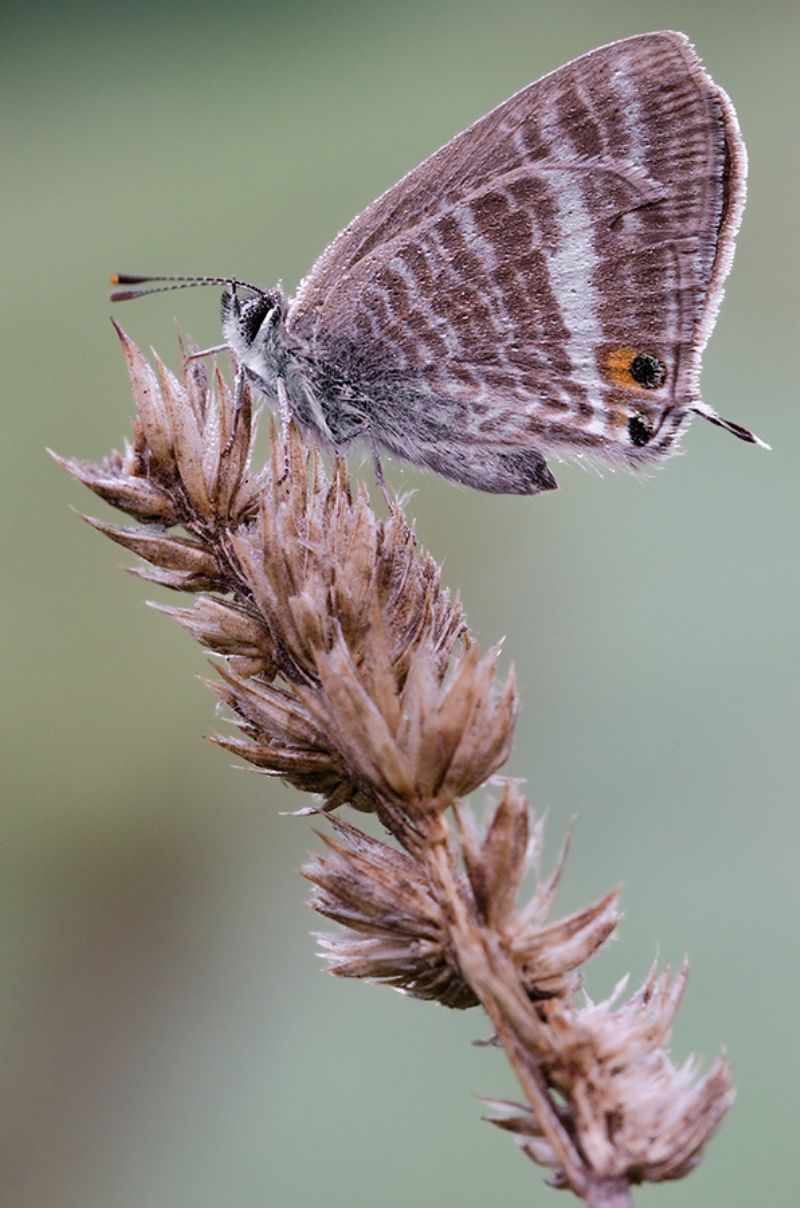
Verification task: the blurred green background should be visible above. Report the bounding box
[3,0,798,1204]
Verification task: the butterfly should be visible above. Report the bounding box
[112,30,764,495]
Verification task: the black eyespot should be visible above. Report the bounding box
[629,354,667,389]
[628,414,654,447]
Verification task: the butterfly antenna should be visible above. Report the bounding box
[692,401,771,450]
[109,273,267,302]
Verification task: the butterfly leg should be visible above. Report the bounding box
[276,377,292,435]
[183,343,229,364]
[369,436,397,511]
[232,362,247,411]
[273,377,295,485]
[215,363,248,462]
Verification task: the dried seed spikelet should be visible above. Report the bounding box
[152,596,277,679]
[303,815,476,1007]
[205,422,505,813]
[228,422,465,688]
[61,332,735,1199]
[51,443,181,525]
[56,326,262,598]
[206,620,516,815]
[209,664,373,811]
[58,323,259,531]
[304,795,618,1009]
[459,787,620,999]
[489,965,733,1185]
[294,632,518,815]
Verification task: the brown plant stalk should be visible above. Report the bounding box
[56,327,733,1206]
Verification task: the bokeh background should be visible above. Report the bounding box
[3,0,798,1204]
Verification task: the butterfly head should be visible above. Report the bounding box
[221,285,283,354]
[220,284,288,390]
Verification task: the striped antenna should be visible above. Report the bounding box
[109,273,266,302]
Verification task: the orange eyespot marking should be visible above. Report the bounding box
[603,346,668,391]
[604,345,638,386]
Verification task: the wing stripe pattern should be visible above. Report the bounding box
[286,32,745,486]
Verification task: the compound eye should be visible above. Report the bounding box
[240,295,272,344]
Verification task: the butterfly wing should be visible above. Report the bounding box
[287,31,746,485]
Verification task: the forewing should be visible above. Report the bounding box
[288,31,745,464]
